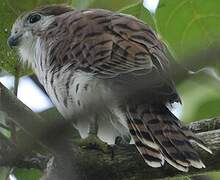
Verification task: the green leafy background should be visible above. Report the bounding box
[1,0,220,179]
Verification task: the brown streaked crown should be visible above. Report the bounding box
[33,4,74,16]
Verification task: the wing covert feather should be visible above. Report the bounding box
[48,9,170,78]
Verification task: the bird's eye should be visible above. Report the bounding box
[28,14,41,24]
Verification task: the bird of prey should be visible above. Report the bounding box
[8,5,211,172]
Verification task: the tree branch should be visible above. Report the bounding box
[0,82,220,180]
[0,82,84,180]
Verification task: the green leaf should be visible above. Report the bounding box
[71,0,155,29]
[193,97,220,120]
[209,171,220,180]
[155,0,220,59]
[178,79,220,122]
[118,1,155,29]
[71,0,139,11]
[14,168,42,180]
[0,1,21,75]
[154,0,220,123]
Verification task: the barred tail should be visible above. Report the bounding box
[126,104,212,172]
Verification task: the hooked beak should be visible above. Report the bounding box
[7,33,22,49]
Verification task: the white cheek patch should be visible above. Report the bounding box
[19,46,31,63]
[17,15,55,66]
[23,31,31,39]
[18,35,36,66]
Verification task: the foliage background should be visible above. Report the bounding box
[0,0,220,179]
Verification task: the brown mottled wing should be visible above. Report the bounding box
[51,10,169,77]
[88,13,158,78]
[107,13,170,77]
[45,9,177,101]
[95,12,169,78]
[104,13,178,102]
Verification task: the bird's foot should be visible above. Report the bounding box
[79,135,109,152]
[114,135,131,145]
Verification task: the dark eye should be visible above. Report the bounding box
[28,14,41,24]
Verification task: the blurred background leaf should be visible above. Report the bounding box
[151,0,220,123]
[71,0,139,11]
[155,0,220,60]
[14,168,42,180]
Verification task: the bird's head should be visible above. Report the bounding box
[8,5,73,63]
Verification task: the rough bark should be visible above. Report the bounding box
[0,81,220,180]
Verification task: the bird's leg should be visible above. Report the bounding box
[88,117,98,136]
[79,118,109,152]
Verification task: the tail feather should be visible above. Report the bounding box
[181,126,213,154]
[162,109,212,155]
[146,124,191,171]
[127,108,160,150]
[161,125,205,169]
[127,114,164,167]
[126,103,211,171]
